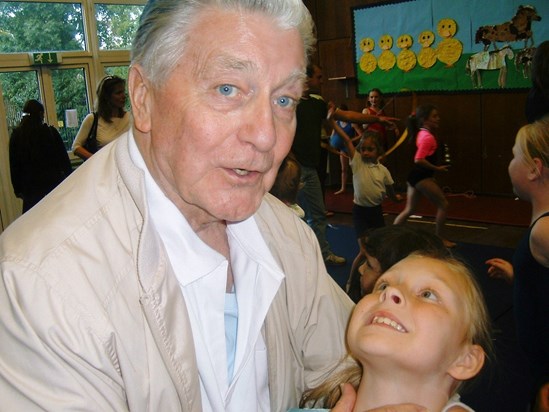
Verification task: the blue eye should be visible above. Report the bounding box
[218,84,236,97]
[276,96,294,108]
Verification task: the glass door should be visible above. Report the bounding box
[49,66,91,151]
[0,65,91,230]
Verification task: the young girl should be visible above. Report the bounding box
[330,118,401,277]
[298,253,493,412]
[346,225,450,303]
[393,104,455,248]
[362,88,389,151]
[329,104,362,195]
[486,116,549,411]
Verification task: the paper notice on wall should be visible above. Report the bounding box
[65,109,79,128]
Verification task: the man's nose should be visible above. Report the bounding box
[240,99,277,152]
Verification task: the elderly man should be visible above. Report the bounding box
[0,1,425,411]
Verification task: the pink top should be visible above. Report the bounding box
[414,129,437,160]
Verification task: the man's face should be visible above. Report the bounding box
[133,7,305,226]
[307,66,323,93]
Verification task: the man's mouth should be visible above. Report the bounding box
[234,168,250,176]
[371,315,407,333]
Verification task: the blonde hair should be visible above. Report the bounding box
[300,254,493,408]
[515,115,549,173]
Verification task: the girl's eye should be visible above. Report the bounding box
[275,95,295,109]
[217,84,237,97]
[375,281,389,291]
[420,290,438,301]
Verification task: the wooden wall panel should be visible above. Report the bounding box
[315,0,378,39]
[481,92,528,194]
[306,0,529,196]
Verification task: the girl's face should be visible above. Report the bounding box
[359,251,382,294]
[359,137,379,163]
[508,138,532,201]
[423,109,440,130]
[348,255,474,375]
[368,91,381,108]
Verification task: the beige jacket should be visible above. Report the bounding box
[0,131,354,411]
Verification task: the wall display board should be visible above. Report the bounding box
[352,0,548,94]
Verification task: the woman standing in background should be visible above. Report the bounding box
[72,75,130,160]
[9,99,72,212]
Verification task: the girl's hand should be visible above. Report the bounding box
[438,165,450,172]
[331,383,356,412]
[485,258,514,284]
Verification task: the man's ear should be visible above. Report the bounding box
[128,64,152,133]
[447,344,485,381]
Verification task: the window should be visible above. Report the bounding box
[0,1,85,53]
[95,3,144,50]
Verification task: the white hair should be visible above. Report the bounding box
[131,0,316,88]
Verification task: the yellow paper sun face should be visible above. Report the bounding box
[360,37,375,53]
[397,34,413,49]
[378,34,393,50]
[437,18,457,38]
[418,31,435,47]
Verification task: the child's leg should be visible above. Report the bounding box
[335,154,349,194]
[415,178,454,247]
[393,183,419,225]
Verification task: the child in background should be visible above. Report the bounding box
[329,117,401,279]
[485,116,549,412]
[270,153,305,219]
[393,104,454,248]
[297,253,493,412]
[329,104,362,195]
[346,225,450,303]
[362,88,390,151]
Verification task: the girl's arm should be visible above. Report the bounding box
[351,123,363,141]
[414,158,450,172]
[72,114,95,160]
[414,133,449,172]
[332,107,398,126]
[330,118,356,159]
[530,216,549,268]
[385,184,402,203]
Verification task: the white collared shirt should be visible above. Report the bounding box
[128,134,284,411]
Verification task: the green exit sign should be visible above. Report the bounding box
[30,52,60,65]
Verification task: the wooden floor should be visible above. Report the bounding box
[328,210,525,249]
